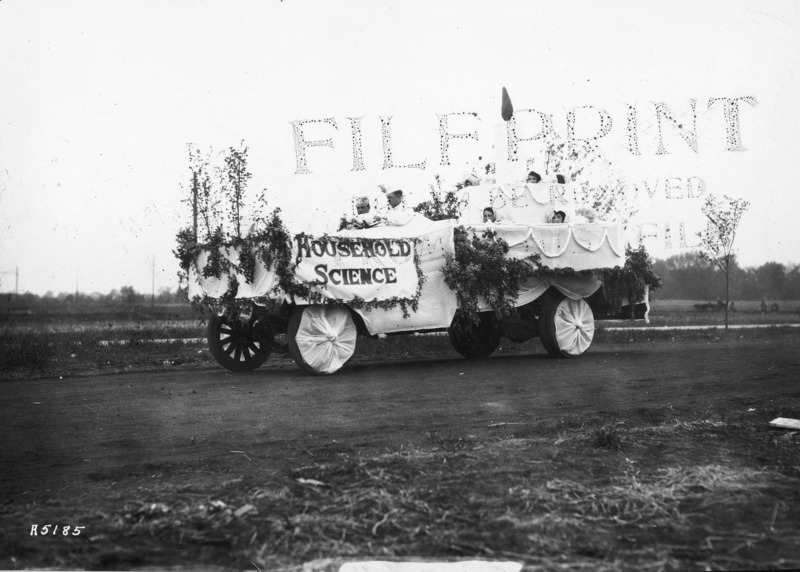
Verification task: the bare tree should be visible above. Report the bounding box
[186,144,220,241]
[222,142,251,240]
[699,194,750,331]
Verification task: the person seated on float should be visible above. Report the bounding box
[339,196,379,230]
[482,206,514,225]
[380,186,415,226]
[356,196,370,216]
[549,209,566,224]
[463,172,481,187]
[556,174,566,184]
[353,196,380,228]
[527,171,542,184]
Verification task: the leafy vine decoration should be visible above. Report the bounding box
[443,226,537,325]
[600,245,662,318]
[176,207,427,318]
[175,140,660,323]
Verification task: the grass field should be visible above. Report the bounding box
[5,401,800,571]
[650,299,800,313]
[2,304,800,570]
[2,299,800,379]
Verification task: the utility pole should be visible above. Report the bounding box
[0,267,19,295]
[151,255,155,308]
[192,171,198,238]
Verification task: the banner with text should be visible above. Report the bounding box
[292,235,419,302]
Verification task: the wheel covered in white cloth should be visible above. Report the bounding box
[287,305,358,375]
[539,291,594,358]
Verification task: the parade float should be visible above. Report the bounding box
[176,91,656,375]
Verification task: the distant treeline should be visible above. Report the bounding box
[2,253,799,307]
[1,285,186,308]
[652,252,800,301]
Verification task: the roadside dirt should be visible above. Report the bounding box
[2,333,799,570]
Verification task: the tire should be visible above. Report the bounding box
[448,311,501,359]
[207,312,273,372]
[287,305,358,375]
[539,291,595,358]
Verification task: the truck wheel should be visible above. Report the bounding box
[448,311,501,359]
[207,312,272,372]
[287,305,358,375]
[539,291,594,358]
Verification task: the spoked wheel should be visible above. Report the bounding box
[287,305,358,375]
[207,312,273,372]
[448,311,501,359]
[538,290,595,358]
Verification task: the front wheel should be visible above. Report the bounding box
[448,311,501,359]
[207,312,273,372]
[287,305,358,375]
[539,292,594,358]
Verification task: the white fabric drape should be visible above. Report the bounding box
[489,273,602,310]
[461,223,625,271]
[385,204,416,226]
[189,218,623,304]
[294,306,357,374]
[570,224,609,252]
[549,274,603,300]
[353,221,459,335]
[457,183,576,225]
[188,247,278,299]
[554,298,595,355]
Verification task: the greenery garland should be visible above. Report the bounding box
[178,218,661,328]
[600,245,662,317]
[178,140,662,328]
[175,208,427,319]
[443,226,537,325]
[412,175,467,222]
[440,226,662,325]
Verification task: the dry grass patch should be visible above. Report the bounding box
[8,416,798,571]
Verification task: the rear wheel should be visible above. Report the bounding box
[207,311,272,372]
[287,305,358,375]
[448,311,501,359]
[539,291,594,358]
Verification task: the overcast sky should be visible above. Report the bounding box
[1,0,798,295]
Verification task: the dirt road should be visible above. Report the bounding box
[3,335,799,498]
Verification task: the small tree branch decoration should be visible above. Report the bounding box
[698,193,750,332]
